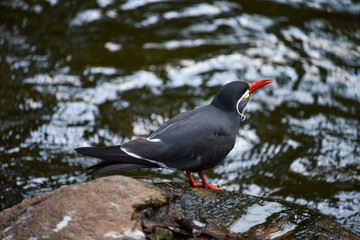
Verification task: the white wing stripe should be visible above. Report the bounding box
[146,137,162,142]
[120,146,169,169]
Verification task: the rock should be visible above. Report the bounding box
[140,185,360,239]
[1,176,359,240]
[0,176,166,240]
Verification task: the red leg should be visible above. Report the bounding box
[198,171,223,190]
[186,171,202,187]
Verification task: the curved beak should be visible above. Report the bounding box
[249,79,273,94]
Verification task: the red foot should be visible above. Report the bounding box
[189,181,203,187]
[203,183,223,190]
[186,171,223,190]
[186,171,203,187]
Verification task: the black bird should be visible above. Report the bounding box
[76,79,272,190]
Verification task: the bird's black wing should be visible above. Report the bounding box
[77,105,239,173]
[122,105,238,171]
[148,107,201,139]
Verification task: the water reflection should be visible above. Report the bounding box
[0,0,359,235]
[230,201,286,233]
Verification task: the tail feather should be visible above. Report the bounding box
[75,145,157,175]
[75,145,151,165]
[87,161,150,175]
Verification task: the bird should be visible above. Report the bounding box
[75,79,272,190]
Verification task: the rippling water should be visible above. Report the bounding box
[1,0,359,235]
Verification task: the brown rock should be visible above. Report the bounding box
[0,176,167,240]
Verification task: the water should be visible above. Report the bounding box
[1,0,359,235]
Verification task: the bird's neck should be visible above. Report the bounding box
[210,100,241,127]
[210,95,237,113]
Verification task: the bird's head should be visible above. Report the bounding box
[211,79,273,120]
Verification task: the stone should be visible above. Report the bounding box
[0,176,166,240]
[140,185,360,239]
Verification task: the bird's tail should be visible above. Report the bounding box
[75,145,155,175]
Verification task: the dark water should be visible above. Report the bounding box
[1,0,359,235]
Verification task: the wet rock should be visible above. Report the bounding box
[140,185,360,239]
[1,176,359,240]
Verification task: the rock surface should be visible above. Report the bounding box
[0,176,166,240]
[1,176,359,240]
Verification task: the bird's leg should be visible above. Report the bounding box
[186,171,202,187]
[198,171,223,190]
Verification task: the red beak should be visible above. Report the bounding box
[249,79,273,94]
